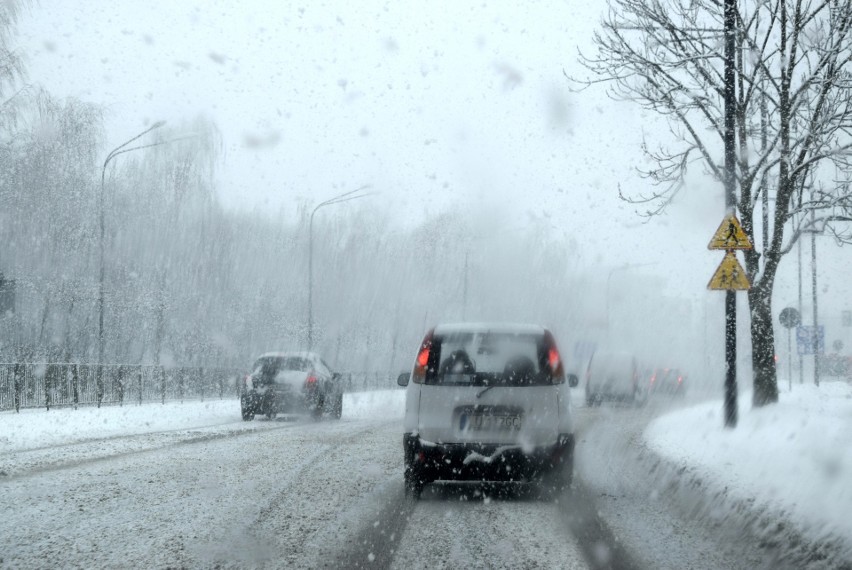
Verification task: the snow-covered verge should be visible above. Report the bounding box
[644,381,852,565]
[0,390,405,453]
[0,399,239,453]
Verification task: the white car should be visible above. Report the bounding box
[397,323,579,498]
[584,350,641,406]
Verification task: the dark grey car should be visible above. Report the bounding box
[240,351,344,420]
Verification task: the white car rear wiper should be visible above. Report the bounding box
[476,385,497,398]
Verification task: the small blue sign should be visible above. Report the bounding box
[796,325,825,355]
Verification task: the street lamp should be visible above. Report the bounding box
[799,209,836,387]
[307,186,373,350]
[605,262,657,343]
[96,122,167,405]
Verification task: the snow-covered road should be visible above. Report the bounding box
[1,411,595,569]
[1,391,842,569]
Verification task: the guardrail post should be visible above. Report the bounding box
[117,365,125,407]
[96,364,104,408]
[13,363,22,413]
[199,368,204,402]
[137,368,143,406]
[45,364,52,411]
[72,364,79,410]
[160,367,166,405]
[178,369,184,403]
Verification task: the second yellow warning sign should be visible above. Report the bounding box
[708,251,751,290]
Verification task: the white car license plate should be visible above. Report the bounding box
[461,413,522,431]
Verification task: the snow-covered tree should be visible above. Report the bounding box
[576,0,852,405]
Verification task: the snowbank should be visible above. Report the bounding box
[342,389,405,420]
[0,390,405,454]
[0,399,238,453]
[645,381,852,547]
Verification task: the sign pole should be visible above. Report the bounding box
[779,307,801,392]
[725,290,737,426]
[723,0,738,428]
[787,328,792,391]
[707,219,751,429]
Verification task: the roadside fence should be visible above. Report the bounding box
[0,364,401,412]
[345,372,398,392]
[0,363,240,412]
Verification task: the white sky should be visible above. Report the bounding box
[14,0,851,333]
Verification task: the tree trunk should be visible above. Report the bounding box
[748,283,779,406]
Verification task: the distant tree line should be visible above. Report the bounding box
[0,3,595,372]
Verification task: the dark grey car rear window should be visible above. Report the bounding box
[253,357,311,377]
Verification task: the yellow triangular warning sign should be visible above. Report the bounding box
[708,214,753,250]
[708,251,751,290]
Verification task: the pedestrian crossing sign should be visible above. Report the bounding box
[708,251,751,290]
[708,214,753,250]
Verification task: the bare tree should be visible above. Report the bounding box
[574,0,852,406]
[0,93,102,359]
[0,1,27,117]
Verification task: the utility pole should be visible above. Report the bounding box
[760,74,769,263]
[723,0,738,428]
[797,206,804,384]
[811,207,820,386]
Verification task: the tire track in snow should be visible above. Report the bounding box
[557,482,641,570]
[330,482,413,569]
[248,420,394,525]
[197,419,402,569]
[388,483,590,569]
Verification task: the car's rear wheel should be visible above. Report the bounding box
[240,396,255,421]
[404,447,423,499]
[312,395,325,420]
[259,391,276,418]
[331,393,343,419]
[557,458,574,490]
[539,459,573,500]
[405,469,423,499]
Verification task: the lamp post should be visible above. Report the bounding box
[800,207,833,387]
[307,186,372,350]
[810,208,820,387]
[96,122,166,406]
[605,262,657,343]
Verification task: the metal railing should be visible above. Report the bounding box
[344,372,399,392]
[0,363,240,412]
[0,365,402,412]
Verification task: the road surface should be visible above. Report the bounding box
[0,398,794,569]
